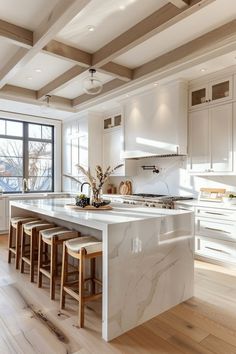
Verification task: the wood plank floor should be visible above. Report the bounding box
[1,235,236,354]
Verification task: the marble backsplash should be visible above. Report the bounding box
[108,156,236,197]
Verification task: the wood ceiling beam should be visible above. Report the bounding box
[73,79,125,107]
[98,62,133,82]
[0,19,33,48]
[43,40,92,67]
[43,40,133,81]
[0,0,91,89]
[0,84,74,112]
[168,0,190,9]
[92,0,214,67]
[133,19,236,80]
[37,65,87,99]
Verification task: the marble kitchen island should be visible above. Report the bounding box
[10,198,194,341]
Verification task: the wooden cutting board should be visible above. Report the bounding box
[119,180,132,195]
[65,204,112,211]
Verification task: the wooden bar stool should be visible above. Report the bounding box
[8,216,38,269]
[37,227,79,300]
[60,236,102,328]
[20,220,54,282]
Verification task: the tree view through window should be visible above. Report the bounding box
[0,119,54,193]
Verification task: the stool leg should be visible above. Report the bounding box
[20,229,25,273]
[90,258,95,295]
[60,243,67,309]
[30,230,36,283]
[50,238,56,300]
[37,233,43,288]
[8,224,13,264]
[79,248,85,328]
[15,223,21,269]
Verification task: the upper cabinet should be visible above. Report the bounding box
[189,76,233,109]
[189,103,233,173]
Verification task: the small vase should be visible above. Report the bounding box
[91,187,103,206]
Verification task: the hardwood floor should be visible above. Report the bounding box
[1,234,236,354]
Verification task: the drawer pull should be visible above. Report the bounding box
[204,227,231,234]
[203,211,226,216]
[205,246,229,254]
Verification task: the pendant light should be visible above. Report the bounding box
[83,68,103,95]
[41,94,51,113]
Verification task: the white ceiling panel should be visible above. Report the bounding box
[114,0,236,68]
[56,0,167,52]
[54,70,113,99]
[0,0,59,30]
[8,53,74,90]
[0,38,20,71]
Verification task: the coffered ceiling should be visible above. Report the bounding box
[0,0,236,119]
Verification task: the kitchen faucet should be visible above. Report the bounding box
[80,182,91,194]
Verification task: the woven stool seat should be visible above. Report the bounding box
[65,236,102,254]
[41,227,78,240]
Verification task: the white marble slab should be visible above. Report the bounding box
[10,198,194,341]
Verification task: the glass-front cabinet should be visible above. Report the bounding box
[189,76,233,109]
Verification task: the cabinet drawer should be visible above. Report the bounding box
[195,207,236,221]
[195,236,236,263]
[195,217,236,241]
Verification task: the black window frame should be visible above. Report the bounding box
[0,118,54,194]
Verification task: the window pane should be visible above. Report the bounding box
[0,138,23,157]
[0,157,23,176]
[0,177,22,192]
[6,120,23,137]
[28,141,52,159]
[29,124,41,139]
[0,120,5,135]
[42,126,52,140]
[29,176,52,191]
[29,158,52,177]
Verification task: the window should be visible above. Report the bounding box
[0,119,54,193]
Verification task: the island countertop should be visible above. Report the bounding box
[10,197,192,231]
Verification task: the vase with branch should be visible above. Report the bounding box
[64,164,123,207]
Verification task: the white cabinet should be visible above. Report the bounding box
[189,76,233,109]
[194,206,236,266]
[210,104,232,172]
[189,109,210,172]
[0,199,7,232]
[189,103,233,173]
[103,127,136,176]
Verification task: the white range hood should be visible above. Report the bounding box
[122,80,188,159]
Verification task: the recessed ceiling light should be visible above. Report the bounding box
[27,76,32,80]
[88,25,95,32]
[35,68,42,73]
[119,5,126,10]
[200,68,207,72]
[154,82,158,86]
[126,94,129,97]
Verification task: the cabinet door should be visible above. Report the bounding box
[103,128,124,176]
[209,76,233,104]
[210,103,233,172]
[189,109,210,172]
[189,85,208,109]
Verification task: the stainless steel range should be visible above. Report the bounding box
[120,193,193,209]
